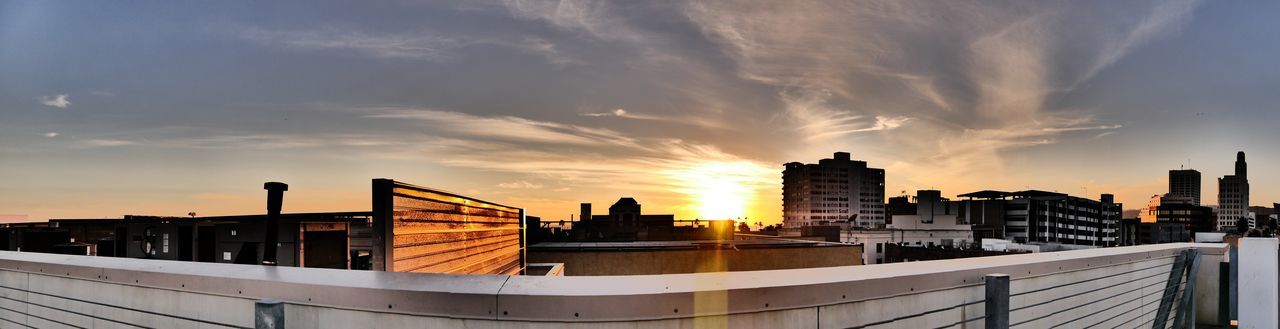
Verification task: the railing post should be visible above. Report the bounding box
[985,274,1009,329]
[1237,237,1279,328]
[1154,250,1190,329]
[1219,261,1231,327]
[255,299,284,329]
[1174,249,1200,329]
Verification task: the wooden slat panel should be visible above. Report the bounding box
[388,183,523,275]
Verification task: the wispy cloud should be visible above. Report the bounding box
[580,108,727,129]
[679,0,1200,186]
[498,181,543,189]
[39,94,71,108]
[234,27,463,61]
[83,139,134,147]
[43,132,59,138]
[581,108,669,122]
[229,26,578,66]
[502,0,642,42]
[778,88,911,141]
[362,106,777,217]
[366,107,639,147]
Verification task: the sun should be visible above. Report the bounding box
[670,161,771,221]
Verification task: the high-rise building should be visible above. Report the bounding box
[782,152,886,228]
[1169,169,1201,205]
[955,190,1122,247]
[1217,152,1250,231]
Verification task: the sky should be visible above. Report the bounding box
[2,0,1279,224]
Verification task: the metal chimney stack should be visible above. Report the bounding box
[262,182,288,266]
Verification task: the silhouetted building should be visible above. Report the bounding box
[1243,205,1278,232]
[572,198,732,242]
[842,190,975,264]
[1121,217,1193,245]
[783,152,886,228]
[1,178,529,275]
[1169,169,1201,206]
[1218,152,1250,231]
[955,190,1122,247]
[886,195,917,218]
[1156,203,1215,234]
[1140,194,1197,223]
[883,243,1027,263]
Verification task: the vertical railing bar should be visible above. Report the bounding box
[1153,250,1189,329]
[1173,249,1200,328]
[986,274,1010,329]
[1229,242,1238,323]
[1218,261,1230,327]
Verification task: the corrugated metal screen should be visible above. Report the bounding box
[383,181,524,275]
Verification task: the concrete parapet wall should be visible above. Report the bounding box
[0,243,1225,328]
[528,244,863,276]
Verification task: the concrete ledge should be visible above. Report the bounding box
[0,243,1226,324]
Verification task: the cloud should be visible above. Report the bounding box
[778,88,911,141]
[498,181,543,189]
[580,108,665,121]
[501,0,642,42]
[43,132,59,138]
[365,107,640,147]
[678,0,1200,183]
[39,94,71,108]
[358,106,777,216]
[234,27,463,61]
[83,139,135,147]
[579,108,727,129]
[229,26,578,66]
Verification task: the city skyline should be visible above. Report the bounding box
[4,1,1280,224]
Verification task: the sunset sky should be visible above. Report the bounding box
[3,0,1279,224]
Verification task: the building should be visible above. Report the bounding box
[1247,205,1275,229]
[955,190,1122,247]
[0,178,529,275]
[1140,194,1211,232]
[842,190,975,264]
[1169,169,1202,205]
[782,152,886,228]
[883,243,1026,263]
[1217,152,1250,231]
[1121,193,1212,246]
[570,198,733,242]
[1120,217,1193,245]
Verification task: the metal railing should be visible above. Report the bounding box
[0,284,250,329]
[985,249,1201,329]
[0,243,1228,328]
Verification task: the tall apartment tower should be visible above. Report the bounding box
[1217,152,1250,231]
[1168,169,1201,205]
[782,152,886,228]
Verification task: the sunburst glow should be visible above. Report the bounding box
[667,161,774,220]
